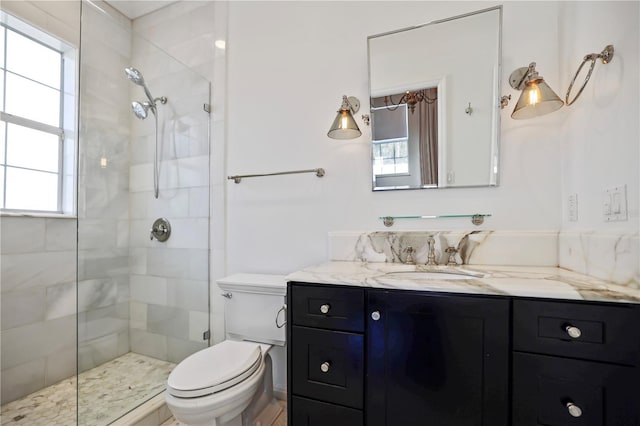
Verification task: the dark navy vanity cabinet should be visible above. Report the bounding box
[367,289,510,426]
[512,299,640,426]
[287,282,640,426]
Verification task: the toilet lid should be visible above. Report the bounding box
[167,340,262,398]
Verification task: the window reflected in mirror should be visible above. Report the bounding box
[371,88,438,189]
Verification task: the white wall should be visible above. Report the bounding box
[226,1,564,276]
[558,2,639,230]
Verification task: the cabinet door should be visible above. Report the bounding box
[367,290,510,426]
[291,396,363,426]
[513,352,639,426]
[291,326,364,409]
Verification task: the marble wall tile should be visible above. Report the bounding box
[328,231,559,267]
[1,315,75,371]
[130,301,148,330]
[45,345,77,386]
[147,305,189,339]
[559,231,639,288]
[0,217,45,254]
[77,278,119,313]
[45,281,76,320]
[166,278,208,312]
[188,310,209,342]
[189,186,210,218]
[78,333,120,373]
[1,358,45,405]
[130,274,168,305]
[130,329,168,361]
[1,287,46,330]
[45,218,77,251]
[1,250,76,291]
[166,337,207,364]
[165,218,209,250]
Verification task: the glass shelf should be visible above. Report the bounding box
[379,214,491,227]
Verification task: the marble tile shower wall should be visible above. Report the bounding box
[0,217,77,404]
[77,1,133,373]
[127,33,210,363]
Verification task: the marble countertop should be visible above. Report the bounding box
[286,261,640,304]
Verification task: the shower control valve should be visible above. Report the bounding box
[150,217,171,242]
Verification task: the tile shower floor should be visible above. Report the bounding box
[1,352,175,426]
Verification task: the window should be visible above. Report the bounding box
[371,103,409,176]
[0,12,76,214]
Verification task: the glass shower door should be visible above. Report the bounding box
[77,2,210,423]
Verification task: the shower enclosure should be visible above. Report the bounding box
[77,2,211,423]
[0,1,211,424]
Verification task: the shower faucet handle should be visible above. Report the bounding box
[150,218,171,242]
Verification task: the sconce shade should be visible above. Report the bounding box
[328,95,362,139]
[509,63,564,120]
[511,80,564,119]
[328,109,362,139]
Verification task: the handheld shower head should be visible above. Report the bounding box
[125,67,145,85]
[125,67,155,105]
[131,101,153,120]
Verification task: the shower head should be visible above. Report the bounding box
[125,66,155,105]
[131,101,154,120]
[125,67,145,85]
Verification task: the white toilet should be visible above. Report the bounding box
[165,274,287,426]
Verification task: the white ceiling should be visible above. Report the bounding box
[105,1,177,20]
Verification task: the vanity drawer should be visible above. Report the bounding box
[291,326,364,409]
[513,352,639,425]
[291,396,363,426]
[513,299,640,365]
[290,283,364,332]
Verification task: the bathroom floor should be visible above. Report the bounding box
[161,400,288,426]
[1,352,175,425]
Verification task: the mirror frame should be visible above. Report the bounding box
[367,6,503,191]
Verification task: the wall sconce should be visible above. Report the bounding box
[508,62,564,119]
[565,45,614,106]
[327,95,369,139]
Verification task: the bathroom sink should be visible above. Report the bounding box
[384,270,481,280]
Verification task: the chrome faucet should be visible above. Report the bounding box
[404,246,416,265]
[426,238,438,266]
[445,247,459,266]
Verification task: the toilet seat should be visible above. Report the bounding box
[167,340,263,398]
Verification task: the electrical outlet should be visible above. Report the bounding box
[568,193,578,222]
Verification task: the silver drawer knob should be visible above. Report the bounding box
[565,325,582,339]
[320,304,330,314]
[320,361,331,373]
[371,311,381,321]
[566,402,583,418]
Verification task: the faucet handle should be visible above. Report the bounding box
[445,247,458,266]
[426,238,438,265]
[405,246,416,265]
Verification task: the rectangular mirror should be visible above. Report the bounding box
[368,6,502,190]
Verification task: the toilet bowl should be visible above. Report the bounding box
[165,274,287,426]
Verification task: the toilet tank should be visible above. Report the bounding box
[217,273,287,346]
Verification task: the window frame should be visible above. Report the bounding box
[0,13,76,216]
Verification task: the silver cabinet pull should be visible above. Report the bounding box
[320,304,330,314]
[565,325,582,339]
[221,292,232,299]
[320,361,331,373]
[371,311,381,321]
[566,402,583,418]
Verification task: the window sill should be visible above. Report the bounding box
[0,211,77,219]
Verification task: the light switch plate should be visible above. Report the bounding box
[604,185,628,222]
